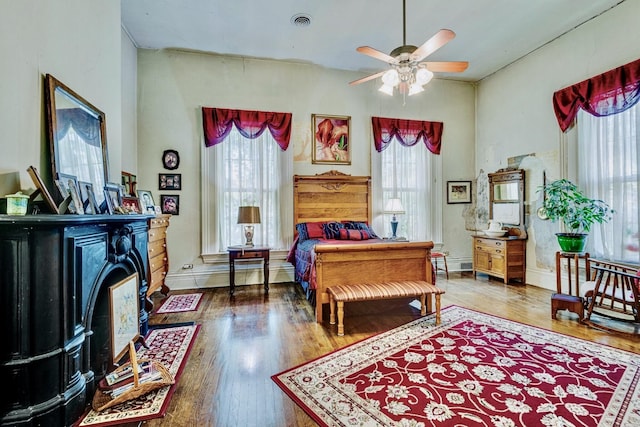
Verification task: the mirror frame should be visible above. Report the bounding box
[45,73,109,207]
[489,168,525,231]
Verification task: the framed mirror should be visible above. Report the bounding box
[45,74,109,208]
[489,168,525,228]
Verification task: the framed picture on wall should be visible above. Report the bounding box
[160,194,179,215]
[447,181,472,204]
[311,114,351,165]
[159,173,181,190]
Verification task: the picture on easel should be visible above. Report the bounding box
[27,165,59,214]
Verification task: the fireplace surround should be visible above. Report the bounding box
[0,214,150,426]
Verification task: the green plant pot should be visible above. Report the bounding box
[556,233,588,253]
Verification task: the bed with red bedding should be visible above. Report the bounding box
[290,171,434,322]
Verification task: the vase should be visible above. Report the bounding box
[556,233,588,253]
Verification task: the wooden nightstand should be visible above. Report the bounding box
[227,246,270,295]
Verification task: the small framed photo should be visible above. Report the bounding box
[104,182,123,214]
[159,173,181,190]
[162,149,180,170]
[108,273,140,362]
[137,190,156,215]
[55,172,81,214]
[160,194,179,215]
[121,196,142,214]
[447,181,472,204]
[311,114,351,165]
[78,181,99,214]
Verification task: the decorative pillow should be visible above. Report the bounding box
[338,229,370,240]
[295,222,326,241]
[295,223,310,242]
[342,221,379,238]
[322,221,344,239]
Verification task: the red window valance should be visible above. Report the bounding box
[552,57,640,132]
[202,107,292,150]
[371,117,443,155]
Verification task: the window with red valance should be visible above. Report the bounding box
[371,116,443,154]
[201,107,292,150]
[552,57,640,132]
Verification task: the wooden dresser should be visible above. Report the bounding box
[473,236,526,284]
[148,214,171,297]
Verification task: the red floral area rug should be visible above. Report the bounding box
[272,306,640,427]
[75,324,200,427]
[155,292,203,314]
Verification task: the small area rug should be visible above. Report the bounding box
[273,306,640,427]
[155,292,203,314]
[76,323,200,427]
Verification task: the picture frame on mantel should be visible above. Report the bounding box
[447,181,472,204]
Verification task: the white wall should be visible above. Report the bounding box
[0,0,124,194]
[121,28,138,174]
[476,0,640,289]
[136,49,476,288]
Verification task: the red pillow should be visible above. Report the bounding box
[338,229,370,240]
[306,222,325,239]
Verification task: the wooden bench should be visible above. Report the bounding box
[327,280,445,336]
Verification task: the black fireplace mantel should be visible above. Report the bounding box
[0,214,151,426]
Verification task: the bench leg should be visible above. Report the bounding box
[329,295,336,325]
[337,301,344,336]
[435,294,441,325]
[420,294,426,316]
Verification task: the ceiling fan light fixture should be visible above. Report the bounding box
[381,69,400,86]
[379,83,395,96]
[415,68,434,85]
[408,83,424,96]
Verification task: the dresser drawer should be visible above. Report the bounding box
[148,228,167,243]
[151,265,167,286]
[148,239,166,256]
[150,252,168,272]
[474,237,505,248]
[150,217,169,228]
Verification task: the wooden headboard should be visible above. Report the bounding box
[293,171,372,230]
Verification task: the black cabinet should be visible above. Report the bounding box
[0,215,150,426]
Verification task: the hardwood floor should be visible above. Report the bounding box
[130,273,638,427]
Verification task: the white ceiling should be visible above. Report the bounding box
[121,0,626,82]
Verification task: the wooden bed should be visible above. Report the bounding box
[293,170,434,322]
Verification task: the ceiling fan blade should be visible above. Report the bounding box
[356,46,395,63]
[410,29,455,62]
[349,71,386,86]
[420,61,469,73]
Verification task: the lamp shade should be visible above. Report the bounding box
[237,206,261,224]
[384,198,405,214]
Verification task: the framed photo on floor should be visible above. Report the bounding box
[447,181,472,204]
[109,273,140,362]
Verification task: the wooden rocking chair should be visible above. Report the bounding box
[581,259,640,336]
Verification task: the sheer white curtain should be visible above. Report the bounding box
[202,127,292,254]
[577,106,639,263]
[372,140,441,241]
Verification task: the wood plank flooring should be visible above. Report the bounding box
[127,273,638,427]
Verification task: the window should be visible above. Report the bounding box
[372,141,442,242]
[576,106,639,263]
[202,127,293,255]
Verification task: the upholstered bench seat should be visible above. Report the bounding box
[327,280,445,336]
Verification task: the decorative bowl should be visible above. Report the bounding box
[483,229,507,238]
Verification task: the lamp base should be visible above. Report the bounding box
[390,217,398,240]
[244,225,255,247]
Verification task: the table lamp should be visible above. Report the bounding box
[237,206,261,247]
[384,198,405,240]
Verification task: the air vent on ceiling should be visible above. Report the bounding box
[290,13,311,27]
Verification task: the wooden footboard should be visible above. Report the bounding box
[313,241,434,322]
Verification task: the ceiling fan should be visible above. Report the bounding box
[350,0,468,96]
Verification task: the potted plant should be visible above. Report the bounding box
[538,179,613,252]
